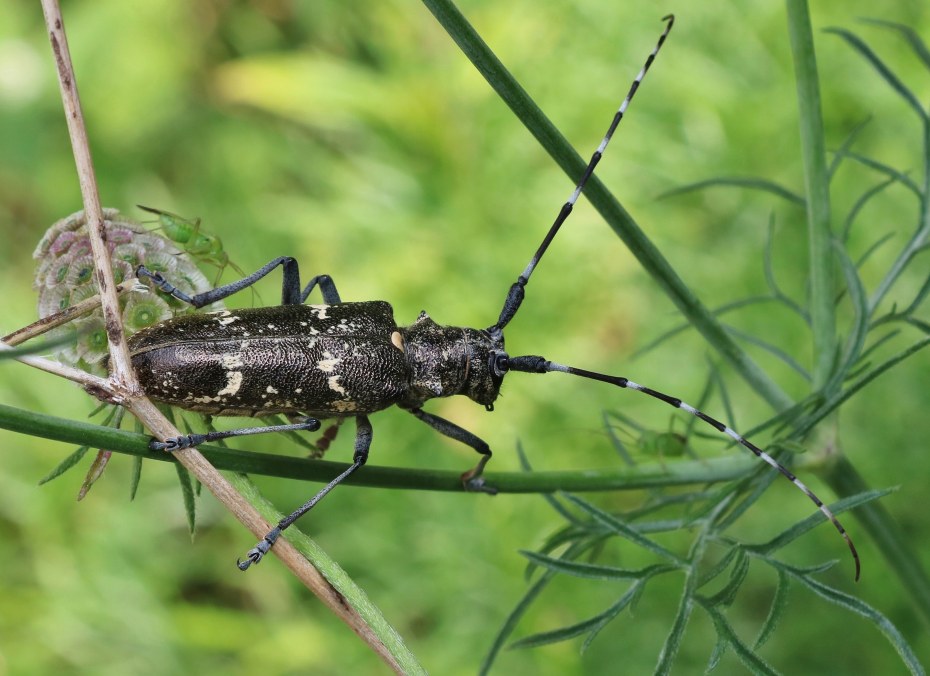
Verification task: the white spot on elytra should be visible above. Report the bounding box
[217,371,243,396]
[266,385,279,394]
[317,352,341,372]
[327,375,346,395]
[309,304,329,319]
[221,353,244,369]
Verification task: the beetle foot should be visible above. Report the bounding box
[463,474,498,495]
[237,527,281,571]
[149,434,198,452]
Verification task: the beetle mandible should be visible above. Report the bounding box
[128,15,860,579]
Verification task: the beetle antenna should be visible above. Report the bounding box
[502,354,861,581]
[490,14,674,338]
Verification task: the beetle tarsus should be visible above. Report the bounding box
[237,527,281,571]
[462,474,498,495]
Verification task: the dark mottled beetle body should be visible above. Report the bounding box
[127,18,859,580]
[128,301,503,420]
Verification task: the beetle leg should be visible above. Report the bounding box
[237,415,372,570]
[300,275,341,304]
[406,407,498,495]
[137,257,342,308]
[150,417,322,451]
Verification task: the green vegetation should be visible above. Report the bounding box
[0,1,928,673]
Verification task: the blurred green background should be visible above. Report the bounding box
[1,0,929,673]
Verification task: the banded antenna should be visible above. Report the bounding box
[488,14,860,581]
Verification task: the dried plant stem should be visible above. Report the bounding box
[36,1,400,669]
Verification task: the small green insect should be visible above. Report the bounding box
[138,205,248,286]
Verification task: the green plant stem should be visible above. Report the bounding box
[823,456,930,625]
[786,0,837,390]
[2,402,775,493]
[420,0,793,413]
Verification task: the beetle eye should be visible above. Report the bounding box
[490,351,509,378]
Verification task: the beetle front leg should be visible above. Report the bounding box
[238,415,373,570]
[406,407,497,495]
[137,257,343,308]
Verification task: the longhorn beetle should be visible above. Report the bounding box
[128,15,860,579]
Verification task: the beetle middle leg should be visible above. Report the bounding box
[137,256,341,307]
[405,407,498,495]
[238,415,373,570]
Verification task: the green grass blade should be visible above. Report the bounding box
[658,177,805,206]
[37,444,90,485]
[479,541,588,675]
[174,463,196,537]
[859,18,930,70]
[562,493,686,565]
[700,603,779,675]
[510,579,648,651]
[778,563,925,675]
[749,488,892,555]
[826,27,929,122]
[754,568,791,650]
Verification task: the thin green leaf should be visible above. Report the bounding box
[903,274,930,316]
[859,18,930,71]
[510,578,649,651]
[521,550,673,581]
[825,27,928,122]
[764,216,811,324]
[779,563,925,675]
[697,546,741,589]
[480,541,587,675]
[129,456,143,501]
[658,177,805,206]
[826,243,870,395]
[754,568,791,650]
[855,232,896,268]
[632,295,782,359]
[725,325,812,382]
[562,493,686,565]
[702,549,750,608]
[795,337,930,437]
[700,603,779,675]
[602,411,636,466]
[129,419,144,500]
[842,175,900,242]
[705,632,727,673]
[750,488,893,555]
[37,445,90,485]
[828,116,871,178]
[654,582,695,675]
[836,150,923,198]
[174,463,196,537]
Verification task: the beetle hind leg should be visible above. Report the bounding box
[238,415,373,570]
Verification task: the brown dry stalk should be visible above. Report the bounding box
[33,1,400,669]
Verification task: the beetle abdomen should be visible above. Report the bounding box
[129,303,409,417]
